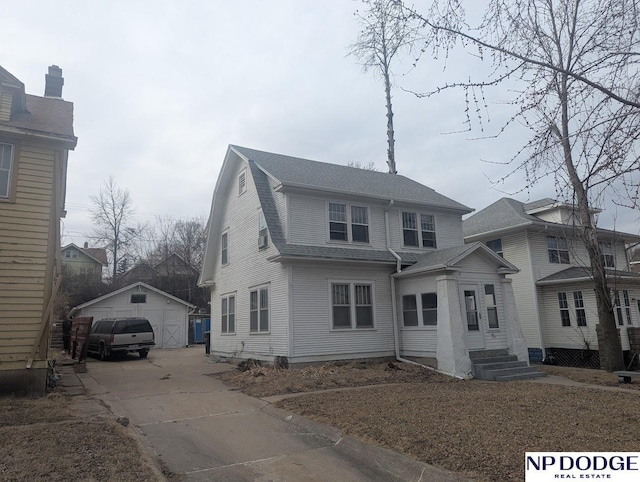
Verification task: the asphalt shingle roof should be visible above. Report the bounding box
[232,145,471,212]
[1,94,75,140]
[537,267,640,284]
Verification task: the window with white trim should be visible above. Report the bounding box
[130,293,147,304]
[599,241,615,268]
[573,291,587,327]
[402,293,438,327]
[547,236,570,264]
[328,203,369,243]
[484,285,499,328]
[558,292,571,326]
[402,212,437,248]
[250,287,269,332]
[330,282,374,329]
[221,294,235,334]
[486,239,503,258]
[0,143,14,199]
[258,210,268,248]
[614,290,632,326]
[221,231,229,265]
[238,170,246,195]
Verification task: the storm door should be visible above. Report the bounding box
[461,285,485,350]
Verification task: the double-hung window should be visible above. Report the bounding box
[402,293,438,327]
[258,210,268,248]
[547,236,570,264]
[486,239,503,258]
[221,231,229,265]
[221,294,235,334]
[573,291,587,327]
[0,143,14,199]
[558,292,571,326]
[331,282,374,329]
[250,287,269,332]
[402,212,437,248]
[328,203,369,243]
[614,290,632,325]
[599,241,615,268]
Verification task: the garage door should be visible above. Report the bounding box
[139,308,185,349]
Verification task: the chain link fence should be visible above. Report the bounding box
[544,347,601,369]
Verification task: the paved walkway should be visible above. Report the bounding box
[67,347,468,482]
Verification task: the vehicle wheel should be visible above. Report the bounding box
[139,350,149,359]
[99,344,108,361]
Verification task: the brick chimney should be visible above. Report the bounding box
[44,65,64,98]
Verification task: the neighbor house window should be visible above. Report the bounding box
[328,203,369,243]
[402,295,419,326]
[221,231,229,265]
[614,290,632,326]
[330,282,375,329]
[221,294,235,334]
[573,291,587,327]
[484,285,499,328]
[421,292,438,326]
[258,210,268,248]
[0,143,14,199]
[250,287,269,333]
[351,205,369,243]
[131,293,147,304]
[486,239,503,258]
[238,170,246,195]
[329,203,348,241]
[547,236,570,264]
[599,241,615,268]
[402,212,436,248]
[558,292,571,326]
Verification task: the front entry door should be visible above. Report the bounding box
[462,285,485,350]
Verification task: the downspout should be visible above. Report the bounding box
[385,201,457,377]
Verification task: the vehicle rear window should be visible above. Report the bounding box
[114,319,153,334]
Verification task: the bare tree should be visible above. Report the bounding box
[349,0,420,174]
[401,0,640,371]
[347,160,379,171]
[90,177,144,283]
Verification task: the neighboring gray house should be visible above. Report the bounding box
[198,146,535,379]
[464,197,640,364]
[71,282,195,349]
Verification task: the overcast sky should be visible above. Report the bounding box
[2,0,639,248]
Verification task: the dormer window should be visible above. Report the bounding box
[599,241,615,268]
[0,143,14,199]
[547,236,569,264]
[402,212,437,248]
[328,203,369,243]
[238,170,247,196]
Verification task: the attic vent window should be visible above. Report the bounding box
[131,293,147,304]
[238,171,247,195]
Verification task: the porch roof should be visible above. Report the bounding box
[536,267,640,286]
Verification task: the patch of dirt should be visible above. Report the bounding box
[0,394,162,482]
[220,361,640,482]
[539,364,640,389]
[215,360,449,397]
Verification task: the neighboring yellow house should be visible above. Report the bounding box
[0,65,77,395]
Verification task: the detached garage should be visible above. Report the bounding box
[71,282,195,348]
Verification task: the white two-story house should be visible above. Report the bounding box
[464,197,640,366]
[199,146,535,379]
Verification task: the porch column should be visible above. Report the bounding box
[500,278,528,363]
[436,275,472,378]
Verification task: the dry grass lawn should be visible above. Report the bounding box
[219,361,640,482]
[0,394,162,482]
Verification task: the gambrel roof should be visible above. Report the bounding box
[232,145,472,213]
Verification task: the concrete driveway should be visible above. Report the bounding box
[80,347,467,481]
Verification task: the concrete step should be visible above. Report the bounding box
[468,349,509,360]
[495,371,548,382]
[474,360,529,372]
[472,355,519,365]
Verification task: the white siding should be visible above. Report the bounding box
[290,263,395,361]
[210,159,289,359]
